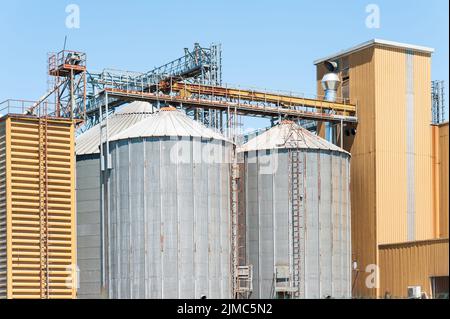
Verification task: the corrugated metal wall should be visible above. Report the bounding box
[439,123,449,238]
[379,239,449,298]
[336,47,378,298]
[373,47,433,244]
[76,155,102,299]
[373,47,434,243]
[317,47,379,298]
[243,149,351,299]
[0,116,77,299]
[105,137,232,299]
[412,52,433,241]
[432,125,440,238]
[374,47,408,244]
[316,44,435,298]
[0,121,7,299]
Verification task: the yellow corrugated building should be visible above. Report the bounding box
[379,238,448,298]
[434,122,449,238]
[315,39,448,298]
[0,114,77,299]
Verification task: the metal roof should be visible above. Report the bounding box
[109,107,230,143]
[238,121,350,155]
[115,101,155,114]
[314,39,435,65]
[76,101,154,155]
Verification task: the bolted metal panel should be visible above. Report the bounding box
[305,151,320,298]
[106,136,232,299]
[76,155,102,299]
[258,152,275,299]
[245,152,260,298]
[76,101,154,299]
[241,144,351,299]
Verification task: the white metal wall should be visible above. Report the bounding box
[76,155,102,299]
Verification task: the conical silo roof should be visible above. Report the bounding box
[109,107,230,142]
[238,121,350,155]
[76,101,154,156]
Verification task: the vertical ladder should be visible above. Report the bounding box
[99,92,110,296]
[38,105,49,299]
[289,149,305,299]
[231,150,239,298]
[231,148,253,299]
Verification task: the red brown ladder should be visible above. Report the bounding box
[38,109,50,299]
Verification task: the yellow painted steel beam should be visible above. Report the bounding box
[105,88,358,123]
[168,82,357,114]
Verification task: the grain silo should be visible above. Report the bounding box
[75,101,153,299]
[238,121,351,299]
[102,107,232,299]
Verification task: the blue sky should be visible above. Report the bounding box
[0,0,448,128]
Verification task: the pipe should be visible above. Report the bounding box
[321,73,341,143]
[321,73,340,103]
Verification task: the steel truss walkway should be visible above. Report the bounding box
[97,85,357,124]
[79,43,357,127]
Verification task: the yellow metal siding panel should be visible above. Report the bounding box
[431,125,440,237]
[9,119,41,299]
[317,43,436,299]
[331,47,378,299]
[413,53,433,241]
[439,123,449,237]
[374,47,408,244]
[338,47,378,298]
[0,121,7,299]
[379,239,449,298]
[373,48,434,244]
[5,118,13,299]
[69,123,77,299]
[3,117,76,299]
[330,46,427,296]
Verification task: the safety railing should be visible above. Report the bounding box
[48,50,87,75]
[0,99,58,117]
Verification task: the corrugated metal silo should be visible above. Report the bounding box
[103,107,233,299]
[75,101,153,299]
[238,121,351,299]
